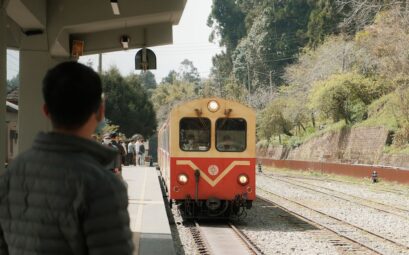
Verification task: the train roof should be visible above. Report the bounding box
[170,97,255,115]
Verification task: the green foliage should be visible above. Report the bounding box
[309,73,392,123]
[179,59,201,85]
[101,67,157,138]
[307,0,341,48]
[383,144,409,155]
[208,1,409,154]
[161,70,178,84]
[358,93,398,129]
[223,79,248,104]
[354,8,409,79]
[358,82,409,148]
[257,98,294,141]
[208,0,346,96]
[160,59,201,86]
[210,52,233,89]
[151,81,198,125]
[6,74,19,93]
[208,0,247,52]
[139,71,157,90]
[101,123,120,136]
[232,0,313,87]
[152,81,197,108]
[256,139,270,148]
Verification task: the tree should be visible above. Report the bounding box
[309,73,392,123]
[140,71,157,89]
[232,0,314,88]
[335,0,405,32]
[179,59,201,85]
[258,98,294,141]
[161,70,178,84]
[208,0,347,99]
[101,67,157,138]
[307,0,342,48]
[207,0,247,93]
[209,52,233,90]
[284,36,357,93]
[7,74,19,93]
[354,8,409,79]
[223,78,248,104]
[151,81,198,125]
[208,0,247,53]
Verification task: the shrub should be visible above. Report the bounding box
[309,72,392,124]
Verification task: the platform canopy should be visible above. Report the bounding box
[0,0,187,172]
[4,0,187,55]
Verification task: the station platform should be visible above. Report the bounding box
[122,165,175,255]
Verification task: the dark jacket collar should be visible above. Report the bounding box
[32,132,117,166]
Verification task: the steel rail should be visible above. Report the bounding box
[191,220,263,255]
[258,188,409,254]
[265,172,409,196]
[266,174,409,221]
[228,222,264,255]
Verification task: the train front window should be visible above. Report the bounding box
[180,118,211,151]
[216,118,246,152]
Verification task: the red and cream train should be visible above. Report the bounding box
[158,98,256,218]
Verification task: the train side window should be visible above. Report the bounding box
[216,118,246,152]
[180,118,211,151]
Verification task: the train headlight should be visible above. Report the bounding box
[238,174,249,186]
[178,174,188,184]
[207,100,219,112]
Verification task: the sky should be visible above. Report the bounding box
[6,0,223,82]
[78,0,222,82]
[6,49,19,80]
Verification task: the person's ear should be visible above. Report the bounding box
[96,102,105,122]
[42,104,51,119]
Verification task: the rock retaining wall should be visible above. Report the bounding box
[258,126,409,169]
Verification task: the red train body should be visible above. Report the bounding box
[158,98,256,218]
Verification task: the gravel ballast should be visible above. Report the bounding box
[170,170,409,254]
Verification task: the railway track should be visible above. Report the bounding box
[267,172,409,196]
[264,174,409,221]
[258,187,409,254]
[189,221,263,255]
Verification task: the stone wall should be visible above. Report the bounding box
[257,126,409,168]
[287,130,344,162]
[341,126,389,164]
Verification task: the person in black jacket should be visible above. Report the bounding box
[110,132,126,167]
[0,62,134,255]
[102,133,121,175]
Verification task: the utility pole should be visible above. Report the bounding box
[98,53,102,74]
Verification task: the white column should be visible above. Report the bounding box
[0,1,7,174]
[18,48,65,152]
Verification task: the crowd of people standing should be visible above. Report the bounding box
[96,133,147,175]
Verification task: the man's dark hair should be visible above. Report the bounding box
[42,61,102,129]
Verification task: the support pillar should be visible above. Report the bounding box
[18,35,65,153]
[0,1,7,174]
